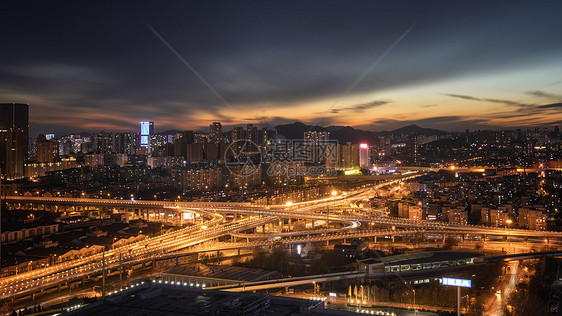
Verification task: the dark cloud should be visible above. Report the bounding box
[361,115,562,132]
[443,94,481,101]
[526,90,562,99]
[538,102,562,109]
[421,104,437,108]
[443,93,531,107]
[330,100,391,114]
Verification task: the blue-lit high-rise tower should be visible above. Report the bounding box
[140,121,154,148]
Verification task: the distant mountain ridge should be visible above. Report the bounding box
[386,124,449,136]
[274,122,450,143]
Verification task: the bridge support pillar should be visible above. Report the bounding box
[392,236,395,242]
[374,236,377,243]
[238,249,240,256]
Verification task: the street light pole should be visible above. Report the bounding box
[330,190,337,229]
[457,286,461,316]
[102,250,106,300]
[119,252,123,291]
[413,288,417,314]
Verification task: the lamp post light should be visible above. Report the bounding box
[329,190,337,229]
[331,190,337,208]
[505,219,513,250]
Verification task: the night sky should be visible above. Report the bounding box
[1,1,562,136]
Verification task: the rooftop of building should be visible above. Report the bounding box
[1,220,58,233]
[67,283,350,316]
[361,251,484,266]
[164,263,277,282]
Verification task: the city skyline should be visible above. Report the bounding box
[1,2,561,314]
[2,1,562,135]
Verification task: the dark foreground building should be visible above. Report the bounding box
[65,282,356,315]
[0,103,29,180]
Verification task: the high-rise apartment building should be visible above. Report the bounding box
[140,121,154,148]
[0,103,29,179]
[246,124,259,152]
[122,132,139,155]
[339,142,359,170]
[490,208,510,228]
[518,207,547,230]
[94,131,113,154]
[409,133,418,164]
[408,204,423,221]
[445,206,468,225]
[36,140,59,163]
[304,131,330,164]
[359,143,369,169]
[230,126,246,156]
[231,126,245,143]
[173,131,195,159]
[210,122,222,143]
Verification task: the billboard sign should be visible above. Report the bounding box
[441,277,471,288]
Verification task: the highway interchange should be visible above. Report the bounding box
[1,173,562,307]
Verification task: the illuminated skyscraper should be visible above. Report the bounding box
[140,121,154,149]
[359,143,369,169]
[304,131,330,164]
[210,122,222,143]
[0,103,29,179]
[339,142,359,169]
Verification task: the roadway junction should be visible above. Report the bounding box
[1,172,562,307]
